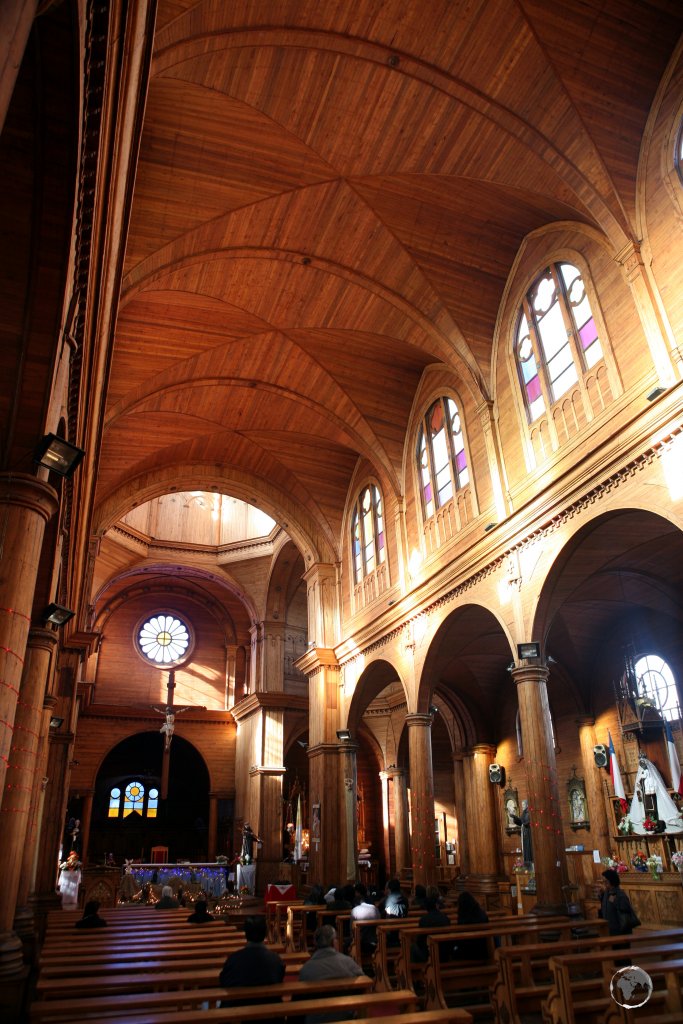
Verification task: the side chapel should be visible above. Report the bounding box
[1,0,683,1014]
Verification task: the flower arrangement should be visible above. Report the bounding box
[646,854,663,878]
[601,855,627,873]
[631,850,647,869]
[239,884,251,895]
[512,858,525,873]
[642,816,656,833]
[617,816,633,836]
[671,851,683,868]
[238,854,251,866]
[215,855,228,864]
[59,851,82,871]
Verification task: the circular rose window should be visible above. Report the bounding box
[137,613,191,665]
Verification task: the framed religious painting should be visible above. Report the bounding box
[503,785,521,835]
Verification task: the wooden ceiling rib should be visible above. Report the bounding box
[94,0,682,558]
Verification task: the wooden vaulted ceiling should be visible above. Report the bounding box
[95,0,682,560]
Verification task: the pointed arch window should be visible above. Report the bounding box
[351,484,386,584]
[515,262,603,423]
[417,397,469,520]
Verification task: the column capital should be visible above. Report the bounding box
[26,627,59,653]
[0,472,58,521]
[383,765,406,780]
[469,743,497,758]
[511,664,549,686]
[405,713,433,729]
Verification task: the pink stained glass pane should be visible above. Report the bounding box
[526,375,542,403]
[455,449,467,474]
[423,482,432,505]
[579,317,597,350]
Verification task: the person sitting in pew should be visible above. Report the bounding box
[75,900,107,928]
[186,898,214,923]
[410,894,451,963]
[298,924,365,1023]
[154,885,180,909]
[350,883,380,953]
[219,914,285,1019]
[452,890,489,961]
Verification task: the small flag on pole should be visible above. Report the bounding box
[608,731,629,814]
[665,719,683,796]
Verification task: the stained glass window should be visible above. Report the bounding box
[516,262,603,423]
[351,485,386,583]
[108,787,121,818]
[416,397,469,520]
[635,654,679,721]
[138,614,190,665]
[123,780,145,817]
[147,787,159,818]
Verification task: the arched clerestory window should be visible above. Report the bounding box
[351,484,386,584]
[108,780,160,819]
[635,654,680,721]
[515,262,603,423]
[416,397,469,520]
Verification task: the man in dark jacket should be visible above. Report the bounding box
[219,915,285,1017]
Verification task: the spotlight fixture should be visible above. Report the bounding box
[646,386,667,402]
[336,729,352,742]
[484,522,497,532]
[296,740,309,750]
[428,704,439,716]
[49,717,64,730]
[34,433,85,477]
[517,641,541,660]
[44,603,75,626]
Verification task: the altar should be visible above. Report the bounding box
[129,861,228,898]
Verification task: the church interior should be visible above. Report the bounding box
[1,0,683,1018]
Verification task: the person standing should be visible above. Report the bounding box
[600,869,639,935]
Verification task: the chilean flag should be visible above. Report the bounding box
[608,732,629,814]
[665,720,683,796]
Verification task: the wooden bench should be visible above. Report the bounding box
[544,941,683,1024]
[35,953,311,999]
[285,903,327,952]
[56,988,421,1024]
[491,926,678,1024]
[266,899,303,944]
[422,916,593,1015]
[605,956,683,1024]
[30,974,375,1023]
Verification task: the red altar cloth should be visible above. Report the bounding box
[264,882,297,903]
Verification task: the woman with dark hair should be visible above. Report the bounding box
[600,869,639,935]
[187,899,214,923]
[452,890,489,961]
[75,900,107,928]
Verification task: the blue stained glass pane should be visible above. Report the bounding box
[521,353,538,384]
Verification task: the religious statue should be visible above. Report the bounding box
[240,821,261,863]
[512,799,533,864]
[58,850,82,907]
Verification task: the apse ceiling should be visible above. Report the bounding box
[95,0,683,565]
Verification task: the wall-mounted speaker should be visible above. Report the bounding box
[593,744,608,768]
[488,763,505,786]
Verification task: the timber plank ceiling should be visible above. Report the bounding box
[96,0,683,560]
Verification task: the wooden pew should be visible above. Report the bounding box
[491,926,679,1024]
[421,916,590,1015]
[266,899,303,944]
[285,903,327,952]
[373,907,463,991]
[30,974,375,1023]
[606,957,683,1024]
[35,953,311,999]
[62,989,425,1024]
[543,941,683,1024]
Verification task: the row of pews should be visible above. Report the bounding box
[31,904,473,1024]
[269,898,683,1023]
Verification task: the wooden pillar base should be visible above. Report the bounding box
[0,964,28,1024]
[0,930,23,976]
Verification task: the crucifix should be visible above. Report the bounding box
[151,670,200,798]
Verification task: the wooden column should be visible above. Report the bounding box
[616,241,679,384]
[0,626,57,971]
[251,766,286,890]
[387,767,410,875]
[379,772,391,874]
[225,644,237,708]
[577,717,610,851]
[0,475,57,798]
[307,742,347,884]
[406,714,436,887]
[79,790,94,868]
[453,754,470,875]
[33,724,76,916]
[512,664,568,912]
[15,696,54,940]
[462,744,499,876]
[208,793,218,860]
[0,0,39,135]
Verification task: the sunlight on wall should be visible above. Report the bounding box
[661,434,683,501]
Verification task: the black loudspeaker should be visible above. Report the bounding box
[489,763,505,786]
[593,744,608,768]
